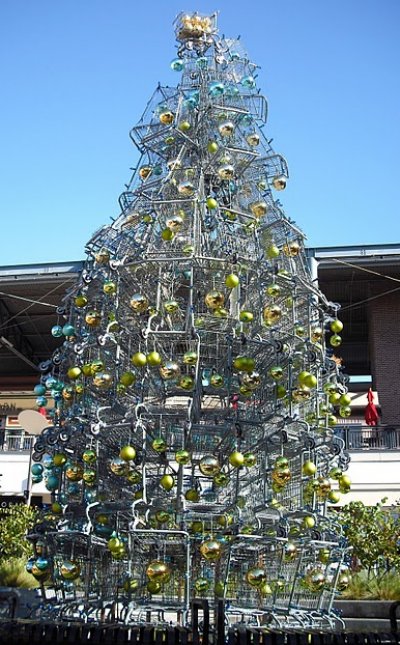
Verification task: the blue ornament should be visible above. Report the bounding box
[240,114,253,126]
[35,557,50,571]
[84,489,98,503]
[241,75,256,89]
[51,325,63,338]
[36,396,47,408]
[170,58,185,72]
[42,454,54,469]
[62,323,75,337]
[67,482,81,496]
[26,558,35,573]
[31,463,44,476]
[208,81,224,97]
[45,376,57,389]
[34,384,46,396]
[58,493,68,505]
[230,51,241,61]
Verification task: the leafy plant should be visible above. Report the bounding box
[0,504,38,562]
[0,557,38,589]
[340,570,400,600]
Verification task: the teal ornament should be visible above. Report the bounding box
[170,58,185,72]
[240,114,253,126]
[153,165,163,176]
[45,475,59,491]
[230,51,240,61]
[45,376,57,389]
[241,75,256,88]
[58,493,68,505]
[62,323,75,336]
[36,396,47,407]
[196,56,208,69]
[84,489,97,503]
[31,474,43,484]
[34,384,46,396]
[31,464,43,476]
[35,557,50,571]
[68,482,81,495]
[208,81,224,96]
[51,325,63,337]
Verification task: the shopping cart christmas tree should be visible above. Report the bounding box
[27,12,351,630]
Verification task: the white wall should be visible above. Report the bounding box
[338,450,400,506]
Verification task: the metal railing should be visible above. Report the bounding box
[1,434,34,452]
[335,425,400,451]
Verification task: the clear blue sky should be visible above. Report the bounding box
[1,0,399,265]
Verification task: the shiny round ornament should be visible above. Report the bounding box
[177,181,195,197]
[161,228,174,241]
[200,539,222,561]
[67,366,81,380]
[241,371,261,391]
[302,460,317,476]
[175,449,191,465]
[152,438,167,453]
[283,241,301,257]
[74,294,88,308]
[229,451,244,468]
[206,196,218,210]
[119,371,136,387]
[330,334,342,347]
[213,472,230,487]
[95,248,110,264]
[250,201,268,218]
[246,567,267,588]
[82,468,96,485]
[159,110,174,125]
[109,457,128,476]
[179,375,194,390]
[147,351,162,366]
[194,577,210,594]
[119,445,136,461]
[183,350,197,365]
[207,140,218,154]
[130,293,148,313]
[241,75,256,88]
[243,452,257,467]
[60,560,81,581]
[170,58,185,72]
[164,300,180,314]
[292,386,311,402]
[266,283,281,298]
[123,576,140,593]
[103,280,117,295]
[210,373,224,388]
[330,319,344,333]
[185,489,200,502]
[146,560,171,584]
[269,366,284,381]
[311,326,324,342]
[31,463,44,476]
[159,361,180,380]
[263,304,282,325]
[166,215,183,231]
[233,355,255,373]
[218,164,235,180]
[205,290,225,310]
[284,543,298,561]
[51,324,63,337]
[246,133,260,147]
[272,175,287,190]
[82,449,96,464]
[199,455,220,477]
[131,352,147,368]
[35,395,47,407]
[160,474,175,491]
[92,372,113,390]
[218,121,235,137]
[126,470,142,485]
[65,463,83,482]
[239,310,253,323]
[62,323,75,337]
[225,273,239,288]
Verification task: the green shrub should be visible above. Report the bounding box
[340,570,400,600]
[0,557,38,589]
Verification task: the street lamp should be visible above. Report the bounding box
[18,410,50,506]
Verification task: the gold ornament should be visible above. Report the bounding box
[146,560,171,584]
[65,463,84,482]
[95,248,110,264]
[139,165,152,180]
[200,539,222,561]
[92,372,113,390]
[83,468,96,485]
[210,373,224,388]
[194,577,210,594]
[246,133,260,147]
[246,567,267,588]
[179,375,195,390]
[159,110,175,125]
[159,361,181,380]
[272,175,287,190]
[175,449,191,465]
[283,241,301,257]
[250,201,268,218]
[166,215,183,231]
[130,293,148,313]
[218,164,235,180]
[60,560,81,581]
[205,290,225,309]
[177,181,195,196]
[241,371,261,390]
[263,304,282,325]
[199,455,220,477]
[183,350,198,365]
[218,121,235,137]
[85,310,101,327]
[164,300,180,314]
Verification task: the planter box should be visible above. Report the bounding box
[334,599,394,619]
